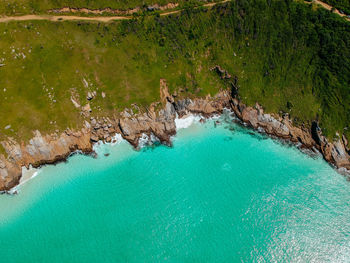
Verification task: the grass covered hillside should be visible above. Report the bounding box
[0,0,349,147]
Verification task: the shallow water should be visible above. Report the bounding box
[0,118,349,262]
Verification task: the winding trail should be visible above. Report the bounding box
[305,0,350,21]
[0,0,347,23]
[0,14,130,23]
[0,0,230,23]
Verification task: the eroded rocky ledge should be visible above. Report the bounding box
[1,84,349,192]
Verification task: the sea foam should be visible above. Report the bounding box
[175,114,202,130]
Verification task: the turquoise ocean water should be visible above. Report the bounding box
[0,117,350,262]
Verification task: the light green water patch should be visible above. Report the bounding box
[0,119,350,262]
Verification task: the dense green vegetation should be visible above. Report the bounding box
[0,0,349,147]
[324,0,350,15]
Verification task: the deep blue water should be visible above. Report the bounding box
[0,118,349,262]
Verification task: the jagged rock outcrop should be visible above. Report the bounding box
[230,98,350,171]
[118,102,177,146]
[0,85,230,192]
[211,65,231,79]
[186,93,228,116]
[0,128,92,191]
[0,85,349,192]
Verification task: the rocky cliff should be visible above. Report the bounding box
[230,98,350,172]
[1,84,349,192]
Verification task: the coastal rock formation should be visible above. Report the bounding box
[230,98,350,170]
[0,87,349,192]
[118,103,176,147]
[0,129,92,191]
[0,86,230,192]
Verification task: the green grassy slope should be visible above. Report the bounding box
[0,0,349,145]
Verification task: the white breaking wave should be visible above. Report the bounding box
[138,133,150,148]
[138,133,160,148]
[175,114,202,130]
[12,114,222,193]
[9,166,41,193]
[93,133,125,151]
[110,133,124,146]
[20,166,40,185]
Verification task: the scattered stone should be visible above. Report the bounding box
[87,92,94,100]
[101,92,106,98]
[84,120,91,129]
[82,78,89,88]
[82,103,92,113]
[93,123,100,130]
[147,5,159,11]
[91,118,97,126]
[71,97,81,108]
[90,134,99,142]
[4,125,11,130]
[122,111,132,118]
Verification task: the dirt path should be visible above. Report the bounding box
[305,0,350,21]
[0,0,347,23]
[0,14,130,23]
[0,0,230,23]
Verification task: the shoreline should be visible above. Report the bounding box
[1,88,349,193]
[6,113,208,194]
[6,109,347,195]
[7,166,40,194]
